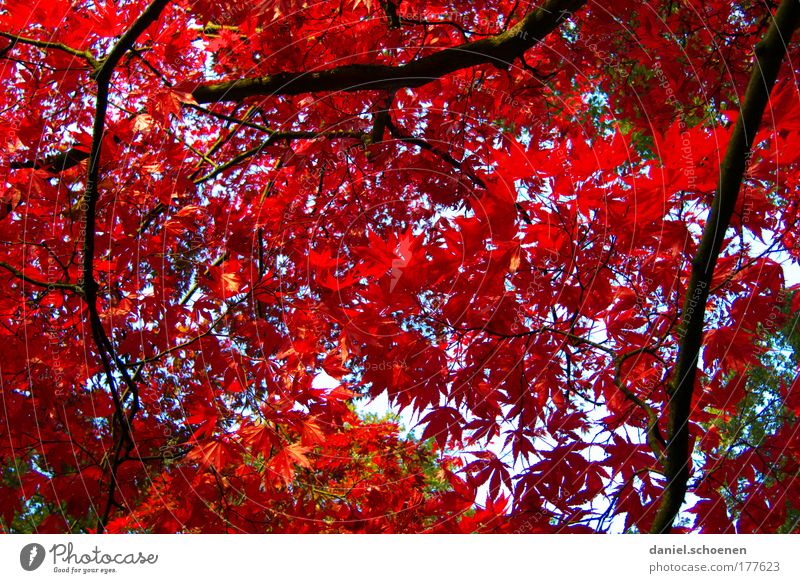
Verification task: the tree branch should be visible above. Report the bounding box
[192,0,585,102]
[83,0,171,296]
[0,261,83,294]
[612,348,666,460]
[649,0,800,534]
[386,117,476,177]
[9,147,90,173]
[367,91,396,145]
[194,130,365,184]
[71,0,171,533]
[0,31,99,68]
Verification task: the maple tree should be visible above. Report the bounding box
[1,0,800,534]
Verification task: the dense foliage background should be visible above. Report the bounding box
[1,0,799,533]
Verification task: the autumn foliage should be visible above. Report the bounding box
[1,0,800,533]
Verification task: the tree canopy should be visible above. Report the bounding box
[1,0,799,533]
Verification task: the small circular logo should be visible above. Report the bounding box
[20,543,46,571]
